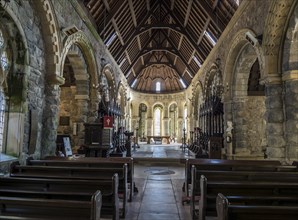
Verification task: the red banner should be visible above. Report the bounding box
[103,116,113,129]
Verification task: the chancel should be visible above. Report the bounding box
[0,0,298,219]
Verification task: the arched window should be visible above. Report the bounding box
[156,81,161,92]
[154,107,161,135]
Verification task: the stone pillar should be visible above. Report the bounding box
[146,118,153,136]
[283,71,298,161]
[41,75,65,158]
[177,117,183,143]
[232,97,248,154]
[74,95,89,147]
[162,117,169,136]
[264,83,285,160]
[131,116,140,135]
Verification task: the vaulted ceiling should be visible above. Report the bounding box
[81,0,239,93]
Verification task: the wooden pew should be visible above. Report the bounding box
[27,156,136,201]
[10,161,128,218]
[0,174,120,220]
[183,158,294,198]
[196,174,298,220]
[216,193,298,220]
[0,190,102,220]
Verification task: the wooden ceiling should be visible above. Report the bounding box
[81,0,239,93]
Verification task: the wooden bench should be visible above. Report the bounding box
[10,161,128,217]
[27,156,136,201]
[0,190,102,220]
[183,158,294,198]
[216,193,298,220]
[195,174,298,220]
[0,174,120,220]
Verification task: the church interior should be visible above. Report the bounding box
[0,0,298,219]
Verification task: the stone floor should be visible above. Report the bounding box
[125,142,195,220]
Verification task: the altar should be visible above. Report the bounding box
[147,135,171,144]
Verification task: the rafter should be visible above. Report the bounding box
[163,3,208,61]
[161,30,195,75]
[115,22,206,61]
[114,1,160,60]
[184,0,193,27]
[98,0,126,36]
[197,0,225,32]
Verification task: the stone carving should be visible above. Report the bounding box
[226,120,233,156]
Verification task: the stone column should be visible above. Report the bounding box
[162,117,169,136]
[41,75,65,158]
[264,81,285,160]
[283,71,298,161]
[232,97,249,155]
[146,118,153,136]
[74,95,90,147]
[177,117,183,143]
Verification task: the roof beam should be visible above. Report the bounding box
[163,3,208,61]
[124,30,158,77]
[113,1,160,60]
[128,0,137,27]
[115,22,205,61]
[98,0,126,36]
[184,0,193,27]
[161,30,195,76]
[111,20,124,45]
[197,0,225,32]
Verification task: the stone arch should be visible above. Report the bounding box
[192,80,204,124]
[224,29,265,102]
[101,63,116,102]
[224,30,267,159]
[282,2,298,74]
[52,31,98,157]
[203,61,222,99]
[262,0,296,80]
[281,2,298,161]
[32,0,61,79]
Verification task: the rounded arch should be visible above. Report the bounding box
[263,0,297,75]
[101,63,116,102]
[32,0,61,80]
[224,28,265,101]
[60,31,98,84]
[224,29,267,159]
[192,80,204,121]
[60,31,99,121]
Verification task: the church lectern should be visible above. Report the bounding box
[84,122,113,157]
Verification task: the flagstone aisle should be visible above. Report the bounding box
[125,143,193,220]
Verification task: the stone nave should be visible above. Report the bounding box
[0,0,298,220]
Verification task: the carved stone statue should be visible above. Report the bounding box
[226,120,233,156]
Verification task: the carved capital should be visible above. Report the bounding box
[47,74,65,85]
[261,74,282,85]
